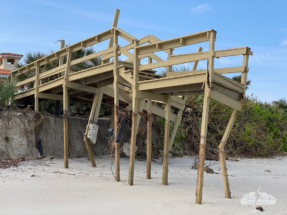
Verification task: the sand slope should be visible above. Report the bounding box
[0,156,286,215]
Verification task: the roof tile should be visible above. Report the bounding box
[0,53,23,57]
[0,69,12,75]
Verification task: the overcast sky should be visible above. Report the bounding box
[1,0,286,103]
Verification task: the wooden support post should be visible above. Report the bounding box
[34,62,39,112]
[83,93,99,168]
[93,88,104,123]
[84,133,96,167]
[63,47,71,169]
[113,30,120,182]
[162,93,171,185]
[146,99,153,179]
[218,109,239,198]
[128,40,139,185]
[63,84,69,168]
[135,99,145,132]
[195,84,211,204]
[208,31,215,86]
[168,108,183,150]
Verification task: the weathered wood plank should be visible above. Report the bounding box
[66,82,98,94]
[15,76,36,87]
[138,73,206,91]
[209,90,242,111]
[139,52,209,71]
[136,30,213,55]
[38,93,63,100]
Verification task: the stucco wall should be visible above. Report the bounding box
[0,58,19,71]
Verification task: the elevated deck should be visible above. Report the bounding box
[8,11,252,205]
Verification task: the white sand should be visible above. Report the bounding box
[0,156,286,215]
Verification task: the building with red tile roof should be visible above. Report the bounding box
[0,53,23,83]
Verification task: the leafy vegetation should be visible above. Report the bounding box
[180,95,287,158]
[0,81,17,108]
[272,99,287,111]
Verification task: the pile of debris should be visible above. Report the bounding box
[0,158,25,169]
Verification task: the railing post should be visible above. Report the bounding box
[167,49,173,73]
[241,54,249,96]
[103,9,120,64]
[34,62,40,112]
[208,31,216,87]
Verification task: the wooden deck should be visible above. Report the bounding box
[9,9,252,204]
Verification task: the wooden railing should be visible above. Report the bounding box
[11,28,139,93]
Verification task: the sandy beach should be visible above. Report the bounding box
[0,156,286,215]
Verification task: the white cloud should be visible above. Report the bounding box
[280,39,287,45]
[191,4,211,13]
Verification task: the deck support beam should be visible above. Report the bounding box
[168,108,183,150]
[63,48,71,169]
[136,99,145,132]
[219,109,239,198]
[146,99,153,179]
[63,84,69,169]
[128,40,139,185]
[162,93,171,185]
[93,88,104,123]
[83,92,100,168]
[113,30,120,182]
[195,84,211,204]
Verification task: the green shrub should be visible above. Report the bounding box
[0,81,17,107]
[182,95,287,157]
